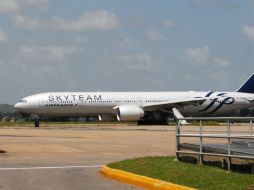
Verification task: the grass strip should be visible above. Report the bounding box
[108,156,254,190]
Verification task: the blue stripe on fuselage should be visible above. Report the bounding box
[199,98,218,112]
[207,97,235,114]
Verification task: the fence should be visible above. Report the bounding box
[176,117,254,172]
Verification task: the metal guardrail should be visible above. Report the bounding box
[176,117,254,172]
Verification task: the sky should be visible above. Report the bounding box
[1,0,254,104]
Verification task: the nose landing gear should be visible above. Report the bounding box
[31,115,40,128]
[34,118,40,128]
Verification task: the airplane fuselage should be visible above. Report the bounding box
[14,73,254,126]
[15,91,254,118]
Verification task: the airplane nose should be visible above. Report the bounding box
[14,103,21,110]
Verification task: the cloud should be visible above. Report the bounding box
[119,38,132,48]
[116,53,152,71]
[179,46,232,67]
[0,28,8,42]
[14,15,41,30]
[146,30,164,42]
[243,24,254,42]
[72,36,88,44]
[213,58,231,67]
[12,10,119,32]
[0,0,49,14]
[19,45,80,60]
[163,18,175,29]
[7,45,82,88]
[0,44,75,101]
[21,0,49,11]
[192,0,240,11]
[180,46,210,64]
[0,0,19,13]
[52,10,119,32]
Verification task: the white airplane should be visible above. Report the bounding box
[15,73,254,127]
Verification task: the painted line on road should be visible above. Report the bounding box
[0,165,102,171]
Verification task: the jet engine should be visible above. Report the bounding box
[115,106,145,121]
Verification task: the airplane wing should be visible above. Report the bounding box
[143,97,207,111]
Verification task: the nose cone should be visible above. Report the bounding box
[14,102,22,110]
[14,102,31,114]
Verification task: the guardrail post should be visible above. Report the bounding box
[176,120,180,160]
[227,120,231,172]
[199,119,203,165]
[174,117,254,173]
[250,120,253,136]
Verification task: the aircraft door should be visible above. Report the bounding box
[136,97,143,106]
[39,100,45,108]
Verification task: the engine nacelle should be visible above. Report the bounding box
[116,106,144,121]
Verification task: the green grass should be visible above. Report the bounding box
[108,156,254,190]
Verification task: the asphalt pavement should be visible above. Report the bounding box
[0,124,174,190]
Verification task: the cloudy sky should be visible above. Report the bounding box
[1,0,254,104]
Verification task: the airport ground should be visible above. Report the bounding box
[0,123,252,190]
[0,124,175,190]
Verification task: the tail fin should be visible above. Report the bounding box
[237,73,254,93]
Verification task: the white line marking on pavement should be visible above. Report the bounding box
[0,165,102,171]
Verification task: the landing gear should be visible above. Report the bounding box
[138,111,170,125]
[138,119,168,125]
[33,116,40,128]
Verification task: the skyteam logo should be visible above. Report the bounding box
[199,92,235,114]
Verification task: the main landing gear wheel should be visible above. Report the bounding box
[137,120,168,125]
[34,118,40,128]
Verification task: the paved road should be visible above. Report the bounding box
[0,125,175,190]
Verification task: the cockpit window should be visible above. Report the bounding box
[20,99,27,103]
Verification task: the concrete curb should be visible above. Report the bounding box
[100,166,197,190]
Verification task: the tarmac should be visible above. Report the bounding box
[0,124,175,190]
